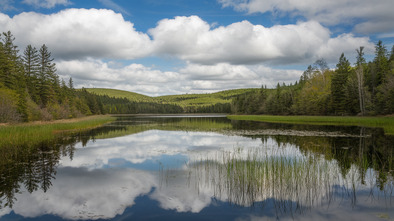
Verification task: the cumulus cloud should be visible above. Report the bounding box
[149,16,373,65]
[57,59,182,96]
[6,167,156,220]
[56,58,302,95]
[1,10,373,66]
[180,63,302,90]
[218,0,394,35]
[22,0,71,8]
[0,8,152,60]
[0,9,376,94]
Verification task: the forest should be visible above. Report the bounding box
[232,41,394,116]
[0,31,110,123]
[1,29,394,124]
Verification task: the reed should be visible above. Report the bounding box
[0,115,115,149]
[177,146,393,215]
[228,115,394,135]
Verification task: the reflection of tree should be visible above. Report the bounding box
[0,162,21,208]
[232,119,394,188]
[23,156,40,193]
[0,120,140,209]
[37,147,59,192]
[0,139,78,208]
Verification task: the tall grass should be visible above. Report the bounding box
[0,115,115,149]
[228,115,394,135]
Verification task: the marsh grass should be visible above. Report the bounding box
[228,115,394,135]
[0,115,115,149]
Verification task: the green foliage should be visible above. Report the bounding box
[0,31,107,123]
[232,41,394,116]
[0,87,21,122]
[331,53,351,114]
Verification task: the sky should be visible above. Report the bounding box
[0,0,393,96]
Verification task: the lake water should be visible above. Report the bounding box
[1,115,393,220]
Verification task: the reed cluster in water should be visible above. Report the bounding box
[179,146,393,215]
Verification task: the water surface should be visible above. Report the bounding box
[1,115,393,220]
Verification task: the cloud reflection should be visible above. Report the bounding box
[2,129,390,220]
[59,130,268,169]
[7,167,155,220]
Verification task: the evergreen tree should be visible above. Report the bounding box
[373,41,389,86]
[331,53,351,114]
[0,31,20,89]
[22,45,40,102]
[38,44,57,106]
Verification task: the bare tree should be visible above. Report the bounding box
[356,47,366,115]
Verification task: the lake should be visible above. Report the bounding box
[1,115,393,220]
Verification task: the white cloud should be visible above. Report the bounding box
[57,59,182,96]
[218,0,394,34]
[0,8,153,60]
[7,167,156,220]
[149,16,374,65]
[22,0,71,8]
[0,10,376,94]
[1,10,374,66]
[56,58,303,96]
[180,63,302,90]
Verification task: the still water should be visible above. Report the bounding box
[1,115,393,220]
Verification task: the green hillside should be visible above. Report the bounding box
[84,88,155,102]
[156,88,260,107]
[85,88,259,108]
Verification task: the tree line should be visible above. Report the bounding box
[232,41,394,116]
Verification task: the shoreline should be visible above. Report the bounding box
[227,115,394,135]
[0,115,115,149]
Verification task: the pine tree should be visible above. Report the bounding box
[374,41,389,86]
[22,45,40,103]
[0,31,20,89]
[38,44,57,106]
[331,53,351,115]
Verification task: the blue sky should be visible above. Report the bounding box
[1,0,393,96]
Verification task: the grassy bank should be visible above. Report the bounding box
[0,115,115,149]
[228,115,394,135]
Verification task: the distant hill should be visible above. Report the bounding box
[84,88,155,103]
[85,88,260,109]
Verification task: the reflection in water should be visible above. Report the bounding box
[180,147,387,216]
[0,115,393,220]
